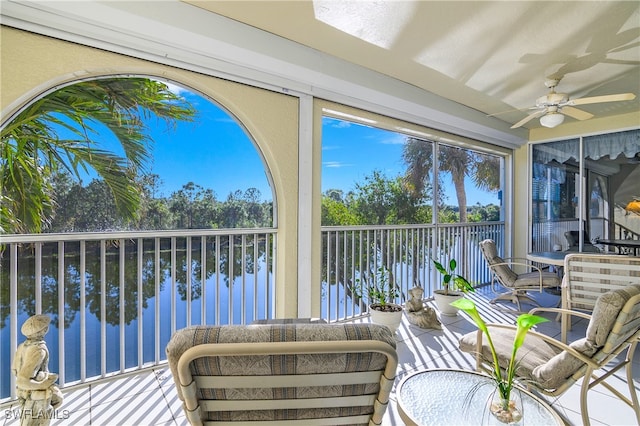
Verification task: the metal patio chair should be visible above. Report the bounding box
[480,239,561,311]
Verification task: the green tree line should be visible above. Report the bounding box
[46,172,272,232]
[322,169,500,226]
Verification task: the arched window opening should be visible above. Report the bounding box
[1,77,274,234]
[0,76,276,398]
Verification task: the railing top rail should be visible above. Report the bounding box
[321,222,504,232]
[0,227,277,244]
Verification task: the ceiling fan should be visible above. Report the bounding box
[511,78,636,129]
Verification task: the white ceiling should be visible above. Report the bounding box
[189,1,640,129]
[2,0,639,147]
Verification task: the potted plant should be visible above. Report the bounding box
[451,298,548,423]
[351,266,403,332]
[432,257,474,316]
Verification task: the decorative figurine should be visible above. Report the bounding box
[12,314,63,426]
[405,286,442,330]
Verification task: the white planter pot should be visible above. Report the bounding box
[433,290,463,316]
[369,303,403,333]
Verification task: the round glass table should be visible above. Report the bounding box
[396,369,563,425]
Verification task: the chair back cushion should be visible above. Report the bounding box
[479,239,517,286]
[587,284,640,347]
[533,284,640,389]
[166,322,397,424]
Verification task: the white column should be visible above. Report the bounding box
[297,94,314,317]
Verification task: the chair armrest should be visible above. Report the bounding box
[488,261,544,291]
[503,257,536,263]
[528,307,592,321]
[489,261,542,272]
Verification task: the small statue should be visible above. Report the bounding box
[12,314,63,426]
[406,286,442,330]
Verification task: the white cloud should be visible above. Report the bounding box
[323,161,353,168]
[380,134,407,145]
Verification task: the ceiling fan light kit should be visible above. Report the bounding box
[540,112,565,128]
[509,77,636,129]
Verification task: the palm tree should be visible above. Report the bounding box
[402,137,501,287]
[402,137,500,223]
[1,77,196,233]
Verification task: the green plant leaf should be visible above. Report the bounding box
[433,259,446,274]
[513,313,548,351]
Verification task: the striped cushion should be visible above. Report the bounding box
[166,323,395,423]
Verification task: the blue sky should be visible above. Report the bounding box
[77,86,499,206]
[321,117,500,206]
[321,118,407,192]
[143,92,271,200]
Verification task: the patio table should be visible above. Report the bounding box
[527,251,568,267]
[594,239,640,256]
[396,369,563,426]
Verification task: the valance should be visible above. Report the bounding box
[533,129,640,165]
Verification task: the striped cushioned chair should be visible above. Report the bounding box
[166,322,398,426]
[459,284,640,426]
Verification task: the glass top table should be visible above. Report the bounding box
[526,251,568,267]
[396,369,563,425]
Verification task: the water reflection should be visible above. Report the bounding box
[0,234,273,398]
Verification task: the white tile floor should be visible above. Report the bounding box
[2,286,639,425]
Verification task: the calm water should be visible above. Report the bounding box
[0,240,274,399]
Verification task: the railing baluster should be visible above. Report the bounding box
[154,237,161,364]
[80,240,86,382]
[119,239,125,373]
[137,238,143,368]
[170,236,176,335]
[100,240,106,377]
[215,235,221,325]
[186,236,192,327]
[10,244,18,400]
[35,242,42,313]
[201,236,207,325]
[228,235,234,324]
[241,234,247,324]
[58,241,65,385]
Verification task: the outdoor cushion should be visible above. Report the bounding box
[531,338,598,389]
[166,322,397,424]
[479,240,517,285]
[587,284,640,347]
[515,271,562,287]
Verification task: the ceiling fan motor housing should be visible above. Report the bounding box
[537,92,569,108]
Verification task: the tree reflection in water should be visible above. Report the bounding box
[0,234,273,398]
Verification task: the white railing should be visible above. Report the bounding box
[320,222,505,322]
[1,222,507,402]
[0,228,276,402]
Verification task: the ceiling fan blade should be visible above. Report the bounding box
[510,110,545,129]
[566,93,636,106]
[561,106,594,121]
